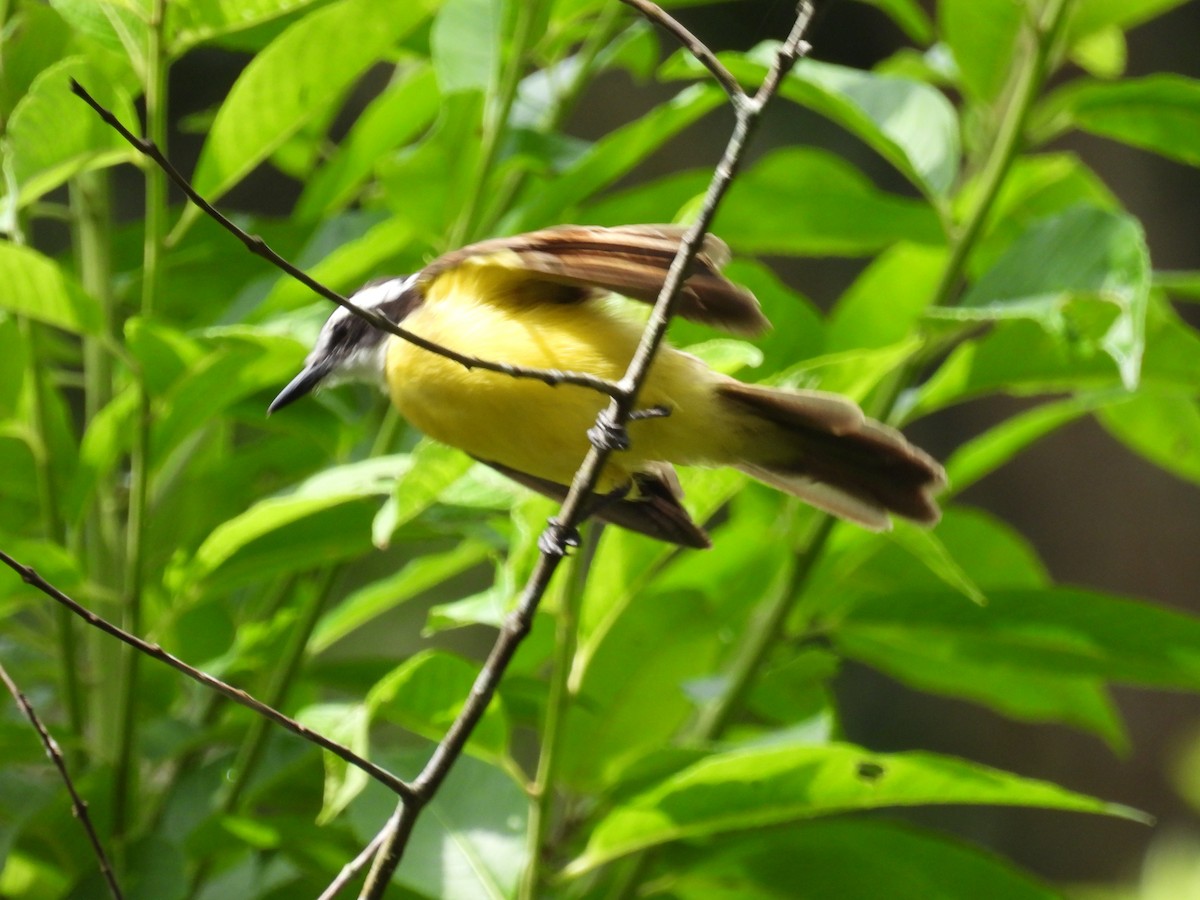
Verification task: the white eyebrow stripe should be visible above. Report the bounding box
[329,276,415,325]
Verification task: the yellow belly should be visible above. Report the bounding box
[383,269,733,490]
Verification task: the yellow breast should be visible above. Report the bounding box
[383,266,730,489]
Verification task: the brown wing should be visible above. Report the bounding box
[476,457,712,549]
[421,225,769,336]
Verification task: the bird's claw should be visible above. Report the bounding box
[587,410,631,452]
[538,519,581,556]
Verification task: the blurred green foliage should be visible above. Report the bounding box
[1,0,1199,897]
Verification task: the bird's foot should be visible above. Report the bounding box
[588,410,630,452]
[538,519,582,557]
[587,406,671,452]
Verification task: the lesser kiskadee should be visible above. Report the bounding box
[269,225,945,547]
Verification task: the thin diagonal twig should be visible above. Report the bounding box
[0,662,124,900]
[355,3,816,897]
[619,0,746,103]
[0,549,417,805]
[68,80,626,403]
[317,827,391,900]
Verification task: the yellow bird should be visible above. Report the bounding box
[270,225,945,548]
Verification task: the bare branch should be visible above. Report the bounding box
[0,549,417,805]
[618,0,746,103]
[357,3,816,895]
[0,662,124,900]
[68,81,626,403]
[317,826,391,900]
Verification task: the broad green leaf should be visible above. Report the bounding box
[772,338,921,402]
[1099,389,1200,486]
[667,820,1058,900]
[150,334,303,463]
[4,58,138,207]
[944,394,1115,495]
[1067,0,1193,41]
[849,0,934,44]
[367,650,511,763]
[805,508,1048,622]
[664,49,960,198]
[939,0,1026,103]
[1041,75,1200,168]
[506,83,724,231]
[295,63,441,220]
[190,0,439,207]
[67,388,139,524]
[175,455,409,588]
[49,0,150,78]
[886,522,987,606]
[372,440,475,548]
[836,587,1200,691]
[713,148,943,256]
[913,296,1200,414]
[0,243,100,334]
[931,206,1150,390]
[310,540,492,652]
[843,627,1130,750]
[351,752,527,900]
[166,0,324,55]
[566,741,1143,873]
[296,702,370,824]
[430,0,499,95]
[827,243,946,351]
[0,4,73,120]
[968,153,1118,278]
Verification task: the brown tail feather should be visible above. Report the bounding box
[718,381,946,530]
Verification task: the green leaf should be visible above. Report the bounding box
[886,522,987,606]
[1042,75,1200,168]
[367,650,511,764]
[49,0,150,78]
[310,540,492,652]
[836,587,1200,691]
[295,63,440,220]
[4,57,138,207]
[566,741,1144,874]
[351,752,527,900]
[1067,0,1193,42]
[664,49,960,198]
[1069,25,1127,79]
[1099,389,1200,486]
[296,702,370,824]
[371,440,475,548]
[943,393,1115,495]
[667,820,1058,900]
[166,0,324,55]
[174,455,408,589]
[506,83,723,230]
[939,0,1026,104]
[189,0,439,206]
[430,0,499,95]
[0,243,100,334]
[931,205,1150,390]
[713,148,944,256]
[827,243,946,351]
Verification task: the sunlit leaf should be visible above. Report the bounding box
[939,0,1025,103]
[431,0,499,95]
[190,0,439,207]
[567,741,1144,873]
[166,0,324,54]
[0,243,101,334]
[1041,74,1200,169]
[1099,389,1200,486]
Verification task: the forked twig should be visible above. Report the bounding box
[0,662,124,899]
[354,3,816,897]
[68,80,625,402]
[0,549,417,805]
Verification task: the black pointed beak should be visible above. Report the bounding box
[268,360,331,415]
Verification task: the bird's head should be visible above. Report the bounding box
[268,275,418,414]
